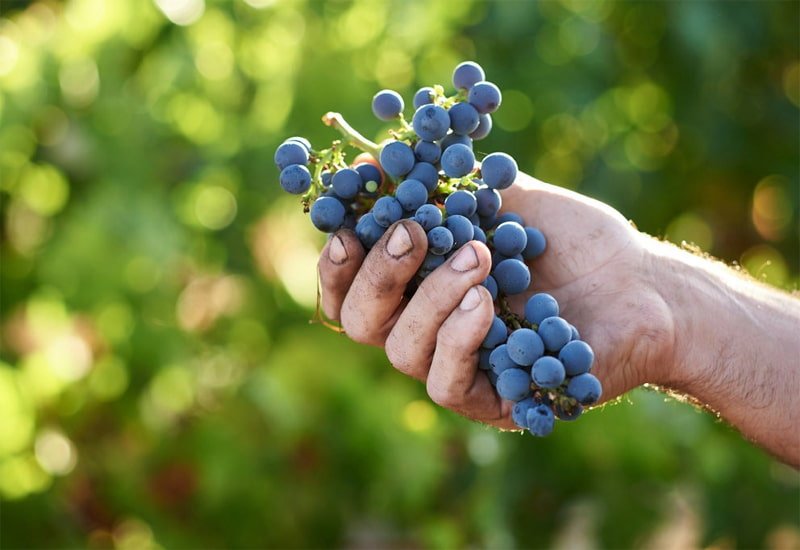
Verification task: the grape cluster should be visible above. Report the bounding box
[273,61,602,436]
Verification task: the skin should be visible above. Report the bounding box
[318,171,800,467]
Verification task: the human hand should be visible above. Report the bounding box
[318,171,675,428]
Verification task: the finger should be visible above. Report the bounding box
[426,285,516,429]
[340,220,428,346]
[385,241,492,381]
[318,230,366,321]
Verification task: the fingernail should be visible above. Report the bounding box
[328,235,348,265]
[386,223,413,258]
[450,243,478,272]
[459,287,482,311]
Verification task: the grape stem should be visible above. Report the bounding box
[322,112,381,159]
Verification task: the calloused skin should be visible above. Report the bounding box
[318,171,800,466]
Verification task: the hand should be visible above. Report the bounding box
[318,172,676,428]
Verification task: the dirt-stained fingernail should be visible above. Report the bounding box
[450,243,478,272]
[459,287,482,311]
[386,223,413,258]
[328,235,348,265]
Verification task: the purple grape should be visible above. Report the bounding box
[532,356,566,389]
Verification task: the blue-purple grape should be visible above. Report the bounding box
[493,258,530,295]
[414,204,442,231]
[493,221,528,256]
[448,102,480,135]
[497,368,532,401]
[475,187,502,217]
[566,373,602,405]
[452,61,485,90]
[444,190,477,217]
[412,104,451,141]
[372,196,403,228]
[372,89,404,120]
[332,168,363,199]
[558,340,594,376]
[444,214,474,249]
[395,179,428,212]
[310,196,346,232]
[481,152,517,190]
[532,356,566,389]
[279,164,312,194]
[355,212,386,249]
[427,226,454,255]
[470,113,492,140]
[380,141,415,178]
[414,140,441,164]
[481,316,507,349]
[413,86,435,109]
[406,162,440,193]
[489,344,517,375]
[274,141,309,170]
[525,293,559,325]
[506,328,544,367]
[522,227,546,259]
[468,81,502,114]
[482,275,498,300]
[441,143,475,178]
[527,404,555,437]
[538,316,572,352]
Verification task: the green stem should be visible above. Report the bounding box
[322,112,381,159]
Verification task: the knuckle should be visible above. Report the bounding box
[427,379,462,409]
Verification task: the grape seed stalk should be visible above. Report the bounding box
[273,61,602,436]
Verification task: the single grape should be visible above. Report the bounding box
[331,168,363,199]
[506,328,545,366]
[470,114,493,140]
[468,81,502,114]
[532,356,566,389]
[494,212,524,227]
[444,215,474,249]
[274,141,309,170]
[554,400,584,421]
[395,179,428,212]
[279,164,312,194]
[419,252,445,277]
[372,196,403,228]
[481,152,518,190]
[475,187,502,217]
[569,324,581,341]
[489,344,517,375]
[468,212,481,226]
[444,190,478,217]
[524,293,559,325]
[448,102,480,135]
[427,226,454,255]
[497,368,533,401]
[512,397,536,429]
[493,258,531,295]
[452,61,485,90]
[558,340,594,376]
[414,140,441,164]
[406,162,440,193]
[522,227,546,260]
[538,316,572,352]
[440,133,473,153]
[309,196,346,232]
[493,221,528,256]
[566,373,602,405]
[526,404,555,437]
[355,212,386,249]
[481,316,507,349]
[491,250,523,271]
[321,171,333,188]
[441,143,475,178]
[479,212,497,231]
[414,204,442,231]
[412,104,451,141]
[380,141,415,178]
[372,89,404,120]
[413,86,435,109]
[472,225,486,244]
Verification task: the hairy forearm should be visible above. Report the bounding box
[646,238,800,466]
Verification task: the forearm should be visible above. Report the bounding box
[646,238,800,466]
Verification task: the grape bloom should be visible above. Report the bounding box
[273,61,602,436]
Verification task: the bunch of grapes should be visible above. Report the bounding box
[273,61,602,436]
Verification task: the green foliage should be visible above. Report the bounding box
[0,1,798,548]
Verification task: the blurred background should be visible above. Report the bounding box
[1,0,798,548]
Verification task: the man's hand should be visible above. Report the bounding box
[318,172,676,428]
